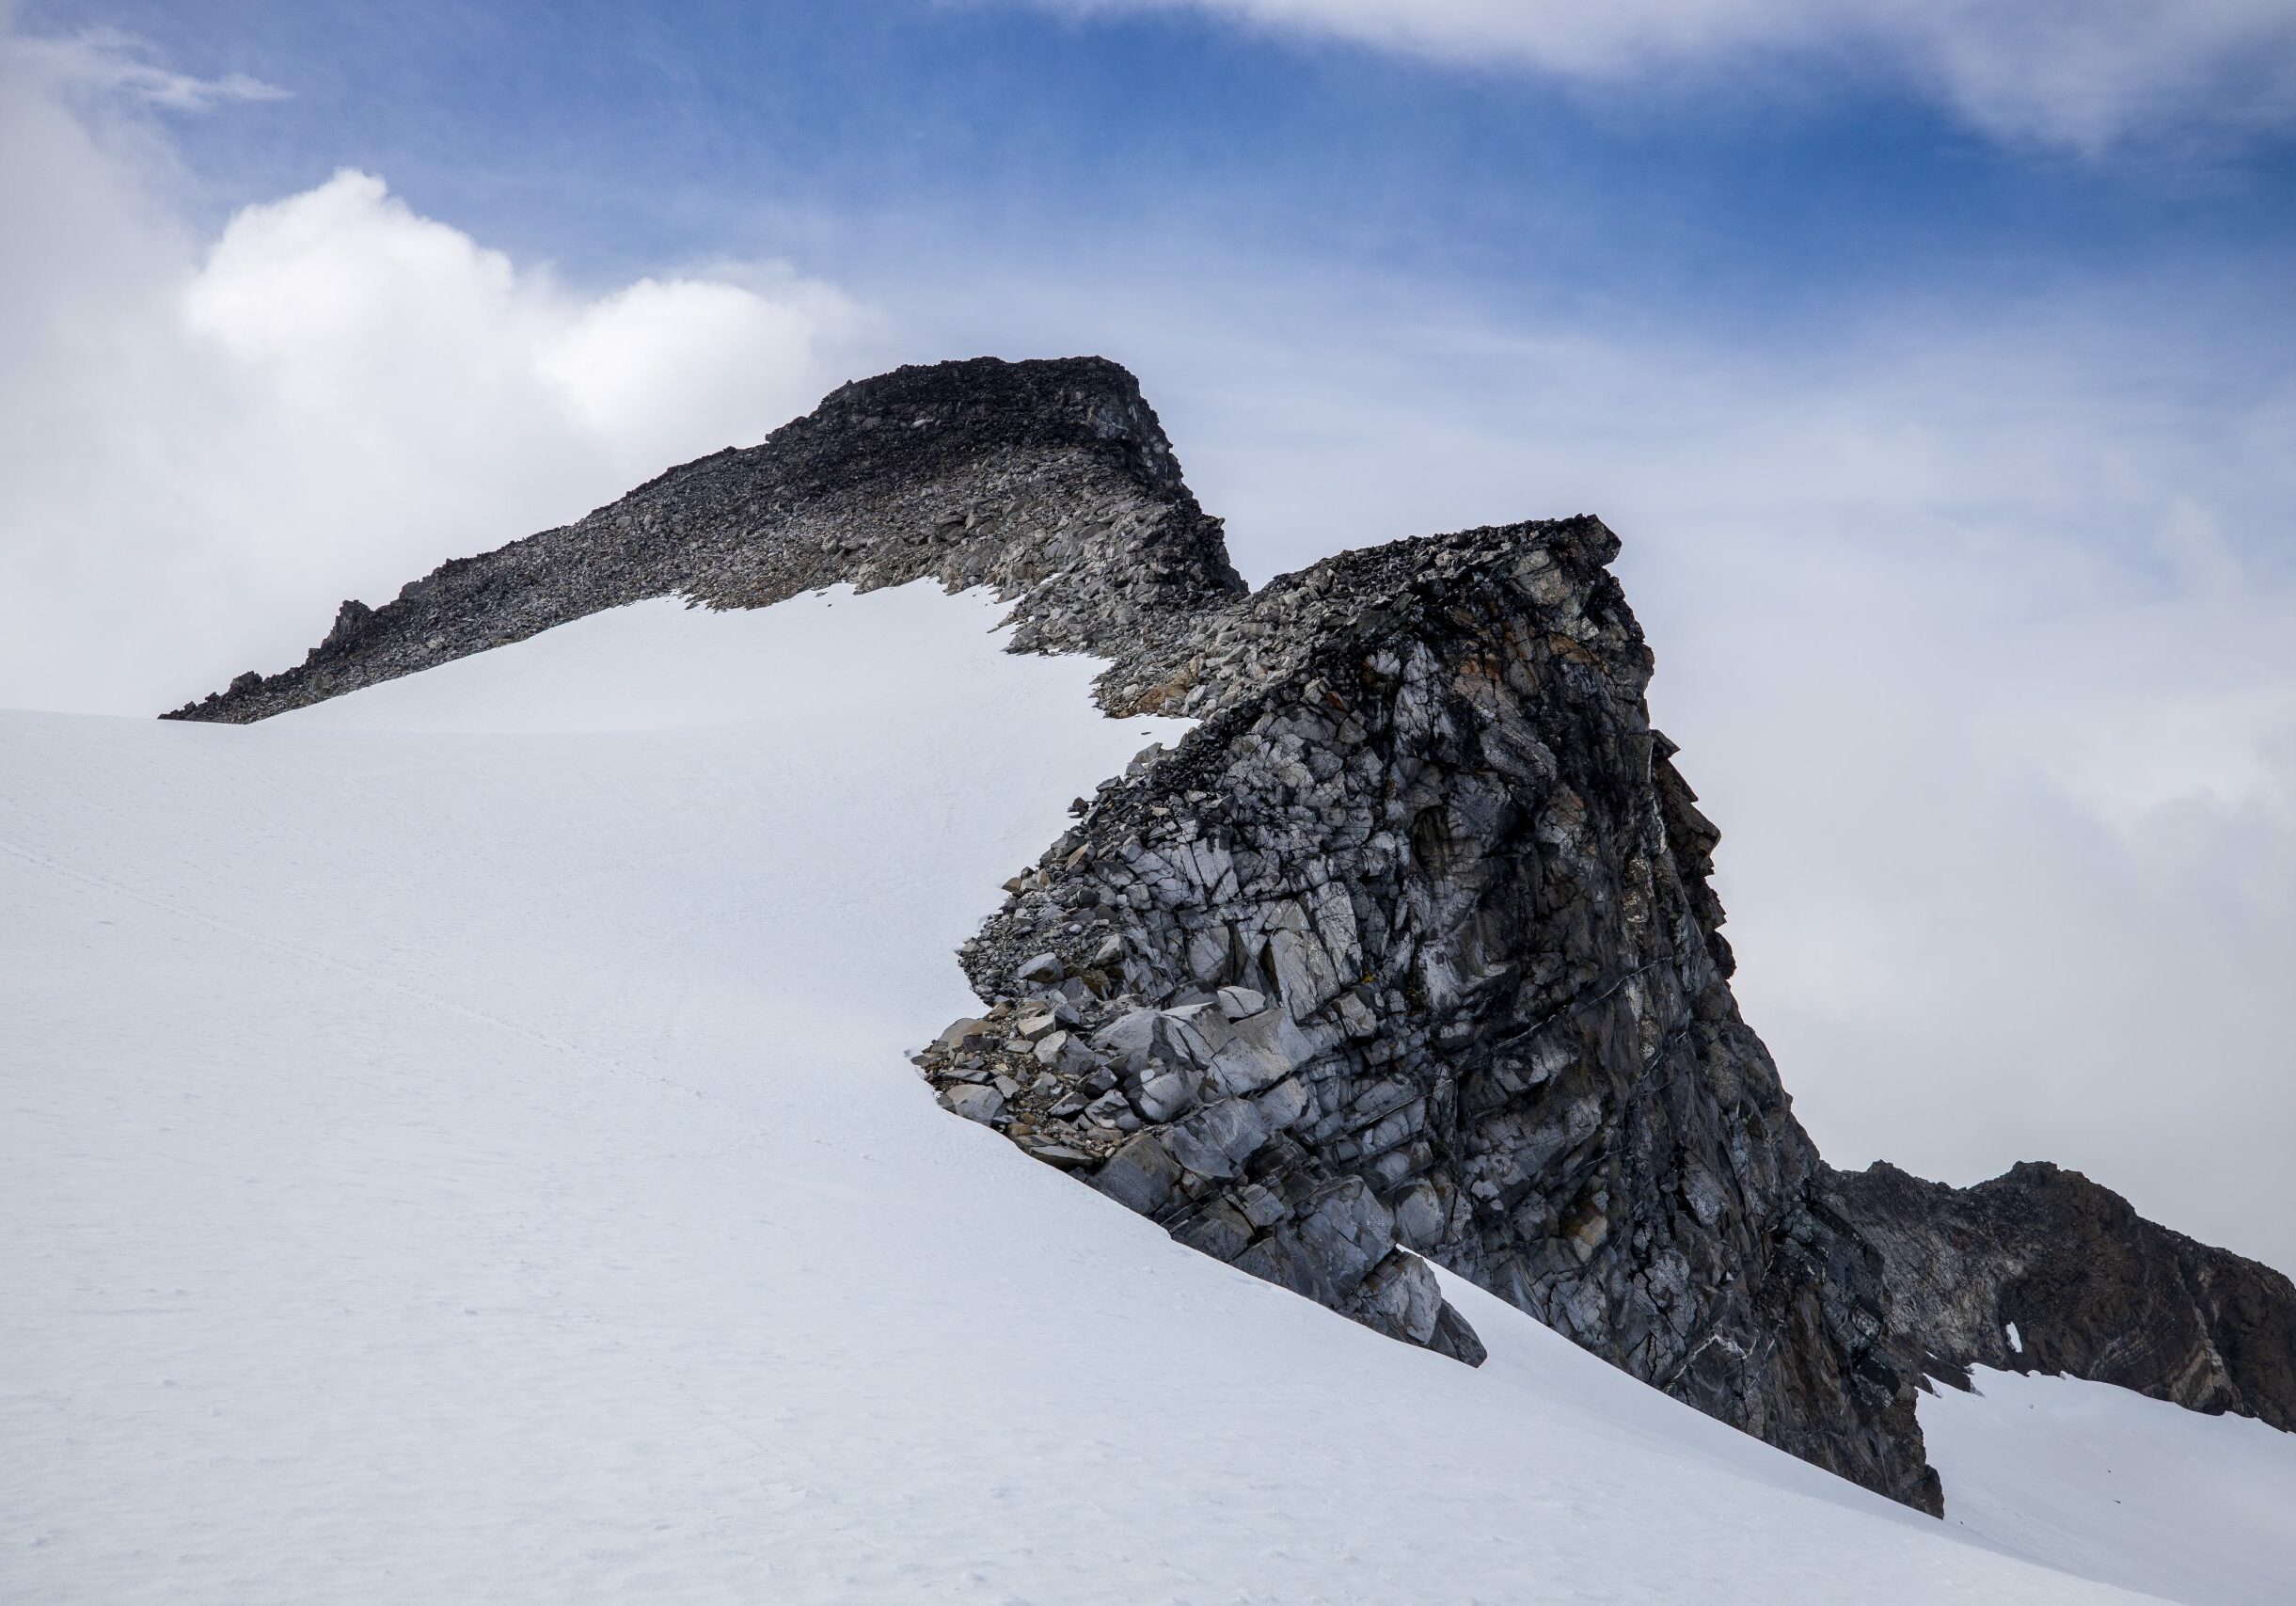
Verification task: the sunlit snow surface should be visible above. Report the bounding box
[0,581,2241,1602]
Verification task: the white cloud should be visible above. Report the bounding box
[1053,0,2296,149]
[0,40,874,716]
[536,273,858,473]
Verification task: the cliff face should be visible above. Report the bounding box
[167,354,2291,1519]
[1826,1161,2296,1430]
[919,518,1938,1512]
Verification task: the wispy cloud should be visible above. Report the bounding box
[10,24,289,112]
[1047,0,2296,151]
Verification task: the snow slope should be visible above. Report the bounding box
[1923,1367,2296,1606]
[0,580,2248,1602]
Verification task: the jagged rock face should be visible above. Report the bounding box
[921,519,1940,1513]
[1826,1161,2296,1431]
[166,357,1242,723]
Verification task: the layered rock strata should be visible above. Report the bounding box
[168,353,2291,1519]
[1826,1161,2296,1430]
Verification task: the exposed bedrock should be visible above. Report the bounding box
[924,517,1940,1513]
[165,356,1241,723]
[169,353,2290,1518]
[1825,1160,2296,1431]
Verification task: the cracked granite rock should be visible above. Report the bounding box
[170,353,2290,1518]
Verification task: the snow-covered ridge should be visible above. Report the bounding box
[7,584,2237,1601]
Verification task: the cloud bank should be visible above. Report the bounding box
[0,36,870,715]
[1055,0,2296,148]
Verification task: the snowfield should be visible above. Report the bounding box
[1922,1366,2296,1606]
[1,582,2280,1602]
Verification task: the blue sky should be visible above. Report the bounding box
[5,0,2296,1269]
[23,1,2287,598]
[32,0,2296,341]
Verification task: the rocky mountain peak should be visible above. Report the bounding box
[799,354,1194,501]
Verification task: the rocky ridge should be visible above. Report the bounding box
[168,354,2293,1519]
[1826,1161,2296,1430]
[166,358,1242,724]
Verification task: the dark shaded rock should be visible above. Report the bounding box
[1431,1300,1491,1367]
[1093,1130,1181,1216]
[940,1084,1006,1125]
[1825,1160,2296,1431]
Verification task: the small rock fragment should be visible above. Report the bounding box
[939,1085,1006,1125]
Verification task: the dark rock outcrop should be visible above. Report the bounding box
[916,517,1940,1513]
[1825,1161,2296,1431]
[167,353,2291,1519]
[166,357,1241,723]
